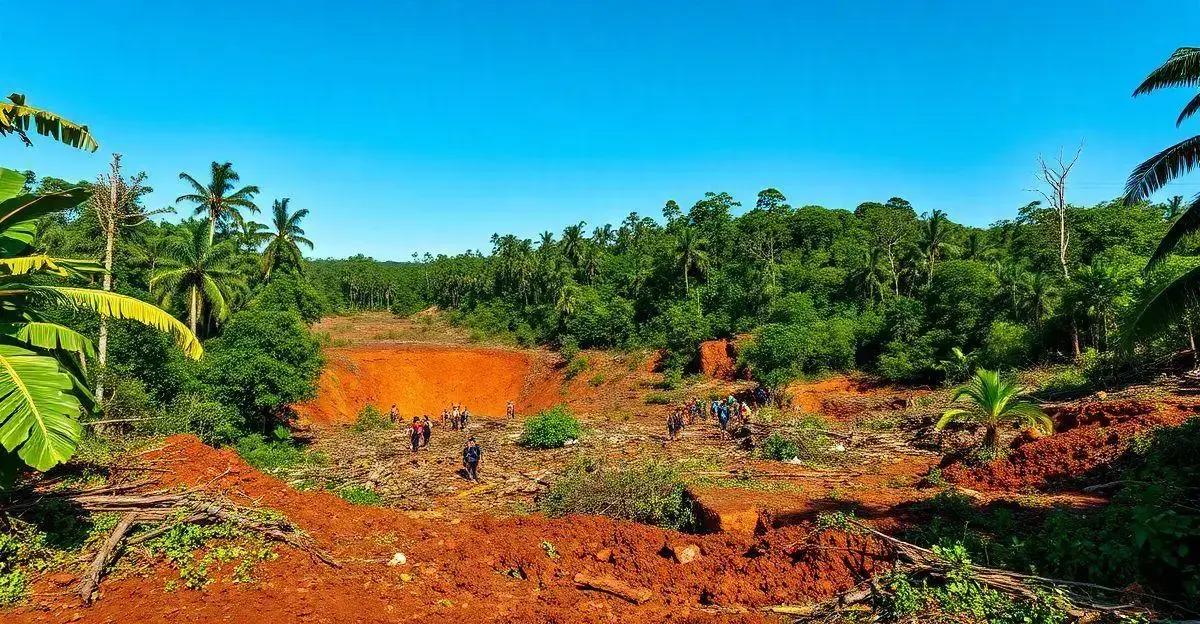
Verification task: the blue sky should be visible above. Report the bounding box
[5,1,1200,259]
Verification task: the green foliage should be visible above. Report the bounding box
[234,434,326,473]
[140,393,243,445]
[563,355,589,380]
[337,485,382,506]
[560,285,634,348]
[981,321,1033,369]
[758,432,800,461]
[145,520,276,589]
[541,459,695,530]
[519,406,582,449]
[251,274,327,324]
[351,404,392,432]
[199,307,323,432]
[937,369,1051,450]
[740,306,859,389]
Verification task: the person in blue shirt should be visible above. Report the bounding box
[462,437,482,482]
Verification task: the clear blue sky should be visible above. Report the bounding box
[5,1,1199,260]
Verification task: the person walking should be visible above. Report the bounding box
[462,437,482,482]
[409,417,422,453]
[421,415,432,447]
[506,400,515,419]
[389,404,400,425]
[460,408,470,429]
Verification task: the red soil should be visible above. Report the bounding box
[943,400,1198,491]
[294,344,563,425]
[9,435,892,624]
[699,340,738,381]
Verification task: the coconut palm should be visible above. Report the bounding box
[917,209,957,286]
[0,168,200,475]
[176,162,260,245]
[674,226,709,298]
[261,198,313,280]
[0,93,98,152]
[1123,48,1200,338]
[236,219,271,253]
[936,369,1052,451]
[150,220,247,335]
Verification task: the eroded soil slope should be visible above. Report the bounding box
[295,344,563,424]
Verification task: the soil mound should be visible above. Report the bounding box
[699,339,738,380]
[295,344,562,425]
[943,400,1197,491]
[11,435,893,623]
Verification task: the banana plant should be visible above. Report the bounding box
[0,167,201,480]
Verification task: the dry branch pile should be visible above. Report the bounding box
[5,478,338,603]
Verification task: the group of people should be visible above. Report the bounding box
[666,392,761,441]
[385,402,484,482]
[440,404,472,430]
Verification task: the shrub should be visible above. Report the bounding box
[540,460,695,530]
[644,392,672,405]
[252,275,328,324]
[759,432,800,461]
[351,404,391,432]
[981,321,1033,369]
[95,373,156,424]
[519,406,582,449]
[234,434,326,473]
[564,356,589,380]
[337,485,382,506]
[200,308,324,433]
[142,393,243,445]
[561,286,635,348]
[587,373,605,387]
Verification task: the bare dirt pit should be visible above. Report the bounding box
[295,343,564,425]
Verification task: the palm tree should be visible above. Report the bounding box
[851,245,889,306]
[261,198,313,280]
[0,93,98,152]
[1122,48,1200,338]
[962,231,995,261]
[150,220,247,335]
[236,219,271,253]
[176,162,260,245]
[917,209,956,286]
[936,369,1052,451]
[1022,271,1058,328]
[0,168,200,475]
[674,226,710,299]
[560,222,586,268]
[1164,194,1185,222]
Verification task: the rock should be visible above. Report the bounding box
[387,552,408,566]
[669,543,701,564]
[1096,390,1108,401]
[399,573,413,582]
[573,572,655,604]
[594,548,613,562]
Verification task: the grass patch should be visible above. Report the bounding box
[758,415,846,465]
[519,406,582,449]
[644,392,672,405]
[235,435,328,474]
[337,485,382,506]
[541,459,695,531]
[144,520,276,589]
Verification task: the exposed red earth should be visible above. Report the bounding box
[10,435,890,624]
[943,399,1198,490]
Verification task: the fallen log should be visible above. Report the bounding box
[573,572,655,604]
[80,512,138,603]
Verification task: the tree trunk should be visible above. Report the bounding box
[189,285,199,335]
[1071,319,1081,359]
[982,425,998,451]
[95,178,118,408]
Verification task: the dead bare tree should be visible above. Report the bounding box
[90,154,172,405]
[1029,144,1084,357]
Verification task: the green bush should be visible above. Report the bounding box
[981,321,1033,369]
[142,393,243,445]
[337,485,382,506]
[252,275,328,324]
[519,406,582,449]
[540,460,695,530]
[200,308,324,433]
[564,356,589,380]
[561,286,635,348]
[351,404,391,432]
[95,372,156,424]
[759,432,800,461]
[234,434,326,473]
[644,392,672,405]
